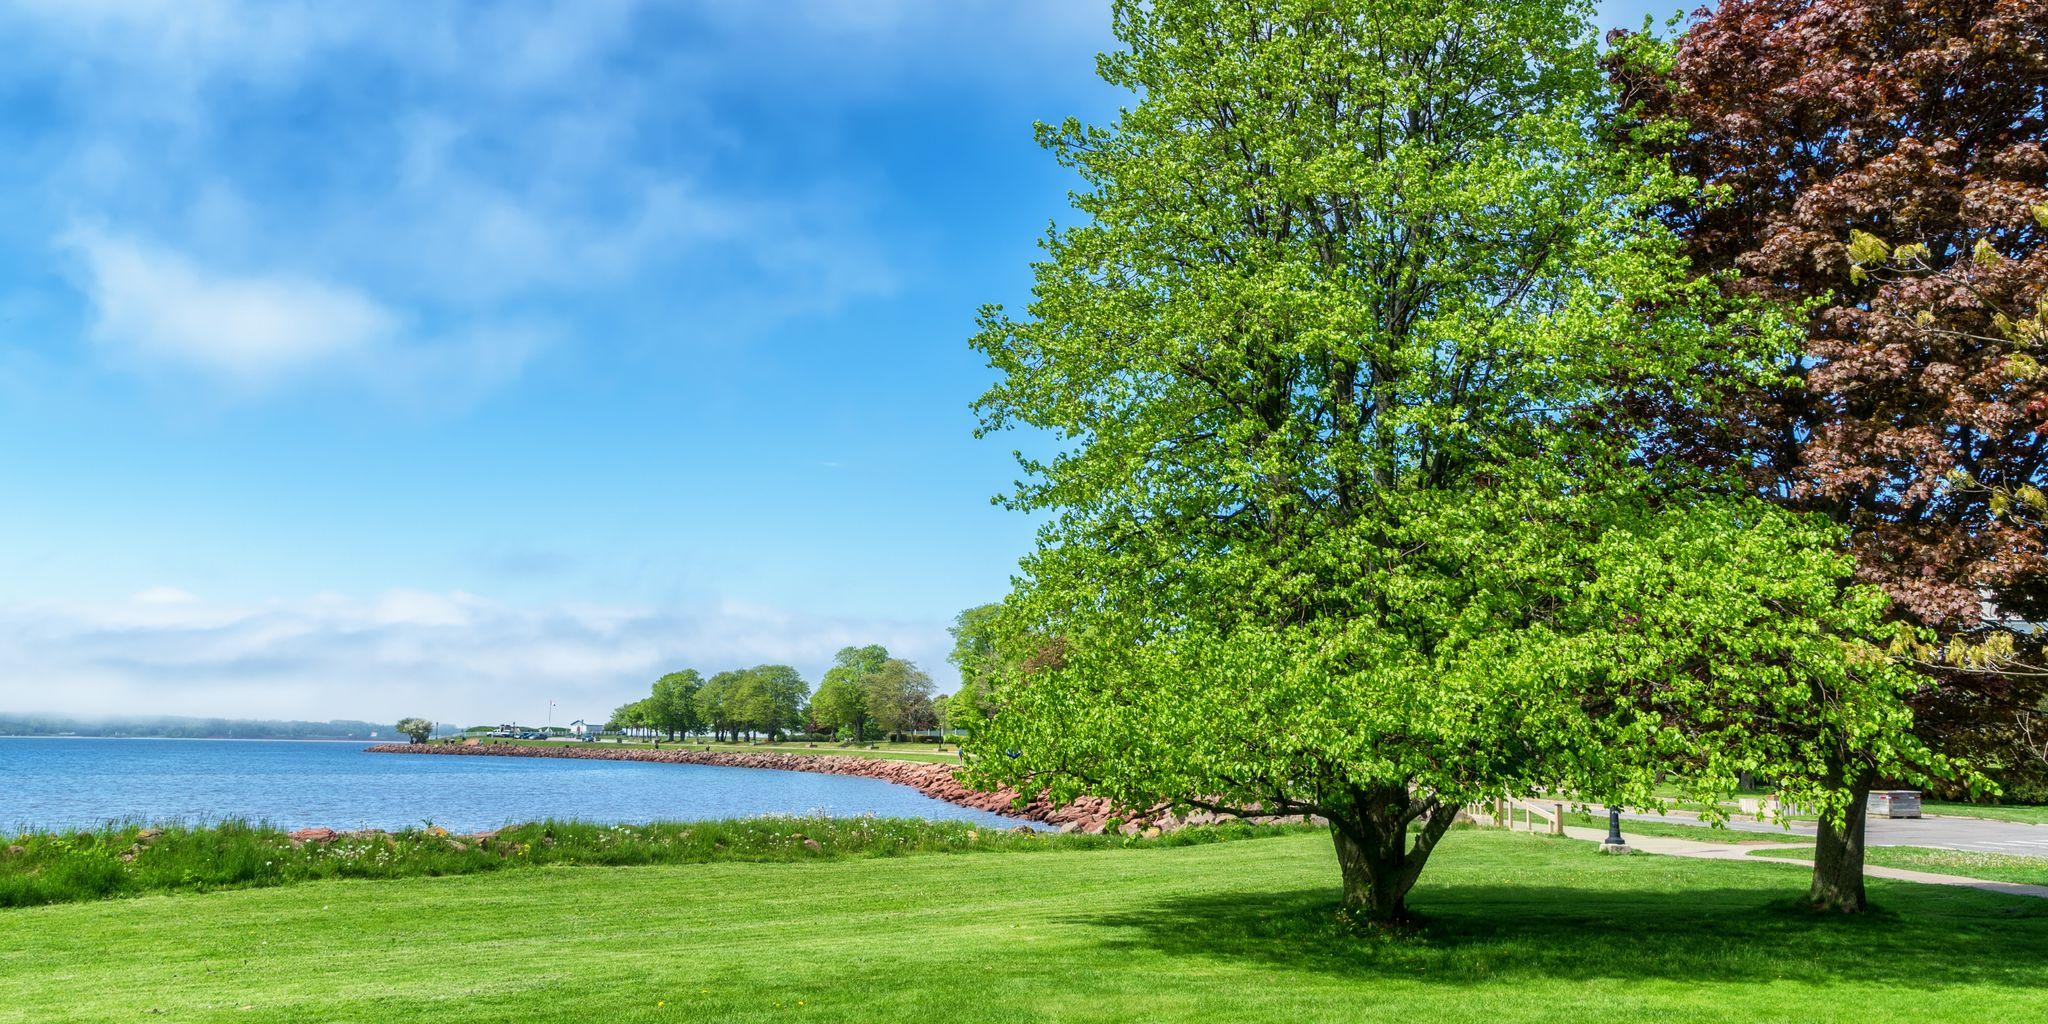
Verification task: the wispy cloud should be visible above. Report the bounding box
[3,0,944,406]
[0,588,955,724]
[5,1,1105,88]
[61,227,544,400]
[65,227,397,385]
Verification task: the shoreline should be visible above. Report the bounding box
[365,741,1142,833]
[0,735,384,742]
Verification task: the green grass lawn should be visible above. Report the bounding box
[1750,845,2048,886]
[4,830,2044,1023]
[1924,802,2048,826]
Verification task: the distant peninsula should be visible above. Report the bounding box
[0,714,403,741]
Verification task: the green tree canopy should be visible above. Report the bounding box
[1604,0,2027,912]
[941,677,990,738]
[960,0,1922,926]
[1525,501,1953,818]
[866,659,937,741]
[649,670,705,739]
[607,699,651,735]
[810,676,868,741]
[696,671,745,743]
[733,664,809,742]
[813,645,889,741]
[945,605,1003,737]
[949,604,1002,685]
[395,718,433,744]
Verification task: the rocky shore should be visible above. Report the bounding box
[364,741,1175,833]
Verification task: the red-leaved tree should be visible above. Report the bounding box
[1614,0,2048,911]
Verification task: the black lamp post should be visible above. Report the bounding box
[1604,806,1626,847]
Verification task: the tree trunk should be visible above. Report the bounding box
[1808,762,1875,912]
[1327,786,1458,928]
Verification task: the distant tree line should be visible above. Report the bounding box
[0,714,406,740]
[604,646,952,744]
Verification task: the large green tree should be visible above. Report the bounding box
[734,664,810,742]
[948,604,1002,685]
[1607,0,2037,910]
[696,671,746,743]
[960,0,1899,925]
[813,646,888,741]
[649,670,705,740]
[606,699,648,737]
[867,659,938,741]
[809,676,868,741]
[945,605,1003,738]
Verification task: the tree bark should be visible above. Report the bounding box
[1808,761,1875,912]
[1327,786,1457,927]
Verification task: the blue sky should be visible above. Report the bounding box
[0,0,1685,725]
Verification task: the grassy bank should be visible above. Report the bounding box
[2,830,2044,1023]
[1750,845,2048,886]
[0,818,1295,910]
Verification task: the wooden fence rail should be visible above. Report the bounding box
[1467,796,1566,836]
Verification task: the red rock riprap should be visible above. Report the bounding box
[362,742,1256,833]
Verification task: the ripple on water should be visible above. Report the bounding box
[0,737,1029,834]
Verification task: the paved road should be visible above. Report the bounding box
[1555,824,2048,900]
[1612,809,2048,857]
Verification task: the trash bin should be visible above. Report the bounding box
[1867,790,1922,819]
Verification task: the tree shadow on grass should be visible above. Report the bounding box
[1077,877,2048,990]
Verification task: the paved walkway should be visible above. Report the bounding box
[1547,823,2048,902]
[1612,808,2048,858]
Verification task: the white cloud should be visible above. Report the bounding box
[0,0,1109,408]
[8,1,915,402]
[357,119,895,308]
[0,0,641,98]
[4,0,366,85]
[66,227,398,385]
[0,588,955,725]
[61,227,544,398]
[8,1,1106,87]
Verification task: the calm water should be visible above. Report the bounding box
[0,737,1029,834]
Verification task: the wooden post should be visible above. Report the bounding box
[1550,803,1564,835]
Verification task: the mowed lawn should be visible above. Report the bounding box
[1753,845,2048,887]
[1925,803,2048,827]
[4,831,2045,1024]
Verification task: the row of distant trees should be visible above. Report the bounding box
[606,644,975,744]
[393,636,996,750]
[1,714,398,740]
